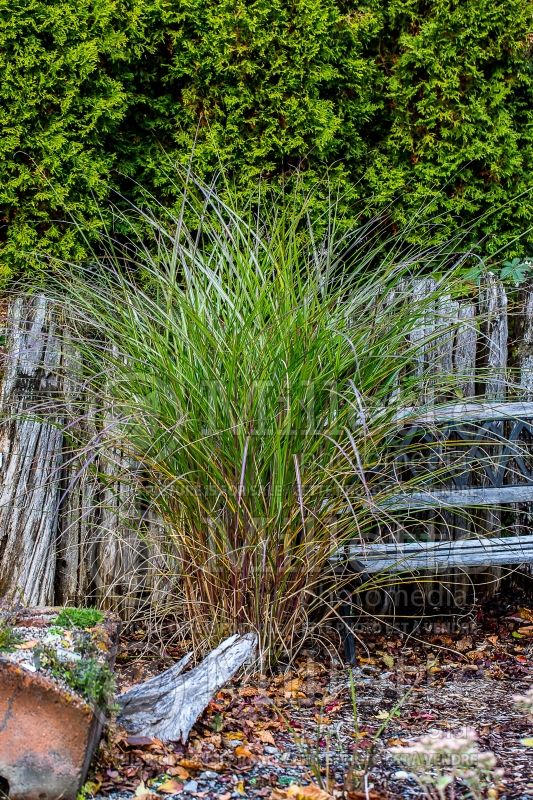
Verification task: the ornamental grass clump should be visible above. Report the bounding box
[389,728,503,799]
[54,180,473,667]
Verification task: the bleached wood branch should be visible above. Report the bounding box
[117,633,257,742]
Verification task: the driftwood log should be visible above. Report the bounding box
[117,633,257,742]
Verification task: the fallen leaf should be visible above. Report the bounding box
[235,780,246,795]
[240,687,261,697]
[272,783,333,800]
[381,653,394,669]
[466,649,485,661]
[224,731,245,741]
[81,782,101,795]
[283,678,305,698]
[159,779,184,794]
[168,766,190,779]
[258,730,276,745]
[134,782,157,799]
[179,758,205,770]
[125,736,157,748]
[235,745,254,759]
[15,639,39,650]
[517,607,533,622]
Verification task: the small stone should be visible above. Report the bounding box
[199,771,220,780]
[184,780,199,792]
[264,745,279,754]
[393,770,411,780]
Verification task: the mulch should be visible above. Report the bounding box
[91,588,533,800]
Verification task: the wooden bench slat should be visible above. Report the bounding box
[347,535,533,573]
[394,400,533,425]
[342,400,533,577]
[348,534,533,556]
[381,484,533,511]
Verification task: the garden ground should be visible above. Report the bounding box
[89,584,533,800]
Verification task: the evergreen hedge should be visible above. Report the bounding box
[1,0,531,282]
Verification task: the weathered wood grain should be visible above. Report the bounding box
[381,484,533,511]
[396,401,533,424]
[347,534,533,573]
[117,633,257,742]
[0,296,64,604]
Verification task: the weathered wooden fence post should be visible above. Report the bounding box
[0,295,65,604]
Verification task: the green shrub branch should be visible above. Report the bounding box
[1,0,531,281]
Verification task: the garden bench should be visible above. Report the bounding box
[339,400,533,660]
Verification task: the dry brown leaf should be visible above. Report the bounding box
[283,678,305,698]
[257,730,276,745]
[178,758,205,770]
[158,779,184,794]
[235,744,254,759]
[15,639,39,650]
[272,783,333,800]
[168,766,190,779]
[297,660,324,677]
[133,782,157,799]
[466,649,485,661]
[381,653,394,669]
[159,753,179,768]
[456,636,473,652]
[240,686,262,697]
